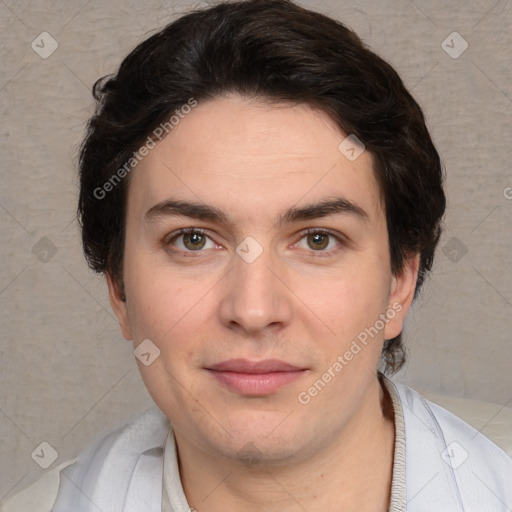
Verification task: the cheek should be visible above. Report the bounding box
[313,264,390,334]
[124,262,221,378]
[122,242,195,339]
[127,281,193,344]
[308,275,391,380]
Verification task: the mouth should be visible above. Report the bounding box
[205,358,307,396]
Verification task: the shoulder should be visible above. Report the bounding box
[386,377,512,511]
[0,460,76,512]
[0,406,168,512]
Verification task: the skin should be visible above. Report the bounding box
[107,94,419,512]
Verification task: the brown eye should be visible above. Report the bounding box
[294,229,343,257]
[182,232,207,250]
[167,229,216,253]
[307,232,329,251]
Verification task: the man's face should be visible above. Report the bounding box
[108,94,415,464]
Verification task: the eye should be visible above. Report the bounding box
[294,229,343,255]
[166,228,218,252]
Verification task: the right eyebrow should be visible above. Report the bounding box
[144,199,229,224]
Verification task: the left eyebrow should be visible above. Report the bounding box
[275,197,369,227]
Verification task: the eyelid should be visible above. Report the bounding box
[293,227,346,257]
[164,227,220,254]
[164,227,209,244]
[300,227,345,241]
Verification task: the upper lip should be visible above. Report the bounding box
[207,358,304,373]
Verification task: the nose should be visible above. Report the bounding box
[217,242,293,336]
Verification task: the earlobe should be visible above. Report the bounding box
[384,253,420,340]
[106,272,133,341]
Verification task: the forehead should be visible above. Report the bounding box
[127,94,383,226]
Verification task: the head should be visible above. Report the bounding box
[78,0,445,464]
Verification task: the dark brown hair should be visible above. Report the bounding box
[78,0,445,374]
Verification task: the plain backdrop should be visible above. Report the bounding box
[1,0,511,499]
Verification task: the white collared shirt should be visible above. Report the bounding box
[2,376,511,511]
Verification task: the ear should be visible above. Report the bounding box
[106,271,132,341]
[384,253,420,340]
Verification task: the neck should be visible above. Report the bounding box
[174,376,395,512]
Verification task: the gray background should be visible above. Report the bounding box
[1,0,511,499]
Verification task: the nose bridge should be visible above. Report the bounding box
[218,238,291,333]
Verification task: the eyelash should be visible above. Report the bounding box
[164,227,345,258]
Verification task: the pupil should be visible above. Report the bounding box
[185,232,205,249]
[309,233,328,250]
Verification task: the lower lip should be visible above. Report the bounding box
[207,370,306,395]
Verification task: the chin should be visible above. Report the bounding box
[205,416,307,463]
[220,434,305,467]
